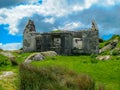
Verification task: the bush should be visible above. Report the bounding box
[0,55,11,66]
[111,49,120,55]
[9,57,18,66]
[19,64,95,90]
[99,38,104,43]
[76,74,95,90]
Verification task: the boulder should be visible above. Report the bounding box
[24,51,57,63]
[41,51,57,57]
[0,71,15,80]
[99,41,118,53]
[96,55,111,60]
[24,53,44,63]
[33,53,44,61]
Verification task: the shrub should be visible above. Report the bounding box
[76,74,95,90]
[111,49,120,55]
[99,38,104,43]
[19,64,68,90]
[9,57,18,66]
[19,64,96,90]
[0,55,11,66]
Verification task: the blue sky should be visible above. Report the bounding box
[0,0,120,50]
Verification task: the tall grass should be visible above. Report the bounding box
[31,56,120,90]
[19,63,95,90]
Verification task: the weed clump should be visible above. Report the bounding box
[90,54,99,64]
[0,55,11,66]
[76,74,95,90]
[19,64,96,90]
[9,57,18,66]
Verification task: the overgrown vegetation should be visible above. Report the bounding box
[51,30,62,33]
[99,35,120,55]
[0,54,11,66]
[1,35,120,90]
[19,64,95,90]
[31,56,120,90]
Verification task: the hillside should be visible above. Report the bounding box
[99,35,120,55]
[0,35,120,90]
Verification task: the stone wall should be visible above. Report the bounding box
[23,33,41,52]
[40,33,73,55]
[82,30,99,54]
[23,20,99,55]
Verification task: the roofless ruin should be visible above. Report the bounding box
[23,20,99,55]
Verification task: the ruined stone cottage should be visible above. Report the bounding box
[23,20,99,55]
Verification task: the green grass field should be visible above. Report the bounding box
[31,55,120,90]
[0,50,120,90]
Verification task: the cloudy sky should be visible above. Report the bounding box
[0,0,120,50]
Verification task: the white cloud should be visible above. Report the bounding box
[73,0,120,11]
[0,0,120,35]
[0,43,22,50]
[43,17,55,24]
[73,0,98,11]
[100,0,120,6]
[0,0,69,35]
[58,22,85,30]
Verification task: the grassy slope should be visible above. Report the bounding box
[99,35,120,56]
[99,35,120,49]
[31,56,120,90]
[1,52,120,90]
[1,35,120,90]
[0,51,31,90]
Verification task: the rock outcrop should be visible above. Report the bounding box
[96,55,111,60]
[99,41,118,53]
[24,53,44,63]
[41,51,57,57]
[24,51,57,63]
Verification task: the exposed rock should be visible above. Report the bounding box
[24,51,57,63]
[0,71,15,80]
[0,51,15,58]
[24,19,36,33]
[33,53,44,61]
[24,59,32,64]
[96,55,111,60]
[41,51,57,57]
[24,53,44,63]
[99,41,117,53]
